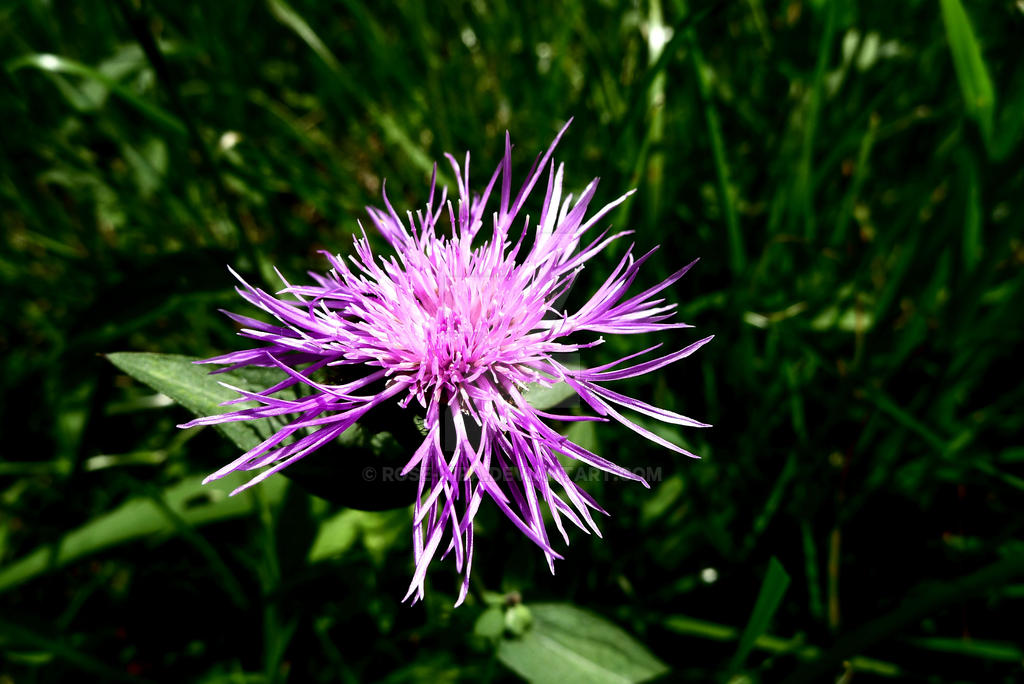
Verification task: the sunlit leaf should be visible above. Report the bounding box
[497,603,668,683]
[106,352,285,452]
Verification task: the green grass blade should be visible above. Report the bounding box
[801,521,824,622]
[266,0,436,179]
[687,31,745,274]
[664,614,900,676]
[906,636,1024,663]
[0,617,153,683]
[6,53,186,135]
[730,556,791,674]
[831,113,878,246]
[794,0,837,241]
[0,473,286,594]
[939,0,996,145]
[784,551,1024,683]
[960,151,983,271]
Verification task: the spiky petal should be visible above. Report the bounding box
[181,120,712,605]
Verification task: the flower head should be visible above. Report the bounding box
[182,120,712,604]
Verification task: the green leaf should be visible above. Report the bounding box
[497,603,668,684]
[522,380,579,412]
[474,606,505,641]
[0,472,286,594]
[564,420,598,455]
[308,508,409,564]
[307,509,363,562]
[106,352,287,452]
[107,352,417,510]
[730,556,791,673]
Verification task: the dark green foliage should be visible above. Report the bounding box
[1,0,1022,681]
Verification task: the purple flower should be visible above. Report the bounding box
[182,120,712,605]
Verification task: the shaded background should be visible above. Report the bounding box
[2,0,1023,681]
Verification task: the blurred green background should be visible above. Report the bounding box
[2,0,1023,681]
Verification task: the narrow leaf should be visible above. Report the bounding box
[0,617,151,683]
[0,472,286,594]
[940,0,996,144]
[730,556,791,672]
[6,53,186,135]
